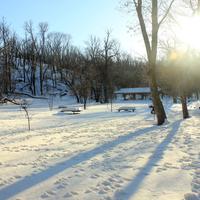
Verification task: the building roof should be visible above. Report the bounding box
[115,87,151,94]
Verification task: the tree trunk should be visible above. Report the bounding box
[103,85,109,103]
[32,65,36,96]
[92,87,100,102]
[196,92,199,100]
[134,0,167,125]
[23,58,26,83]
[39,61,43,95]
[84,97,87,110]
[180,95,189,119]
[74,91,80,103]
[149,67,167,125]
[173,96,177,103]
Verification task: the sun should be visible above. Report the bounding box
[176,16,200,50]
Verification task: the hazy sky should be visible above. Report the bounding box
[1,0,143,56]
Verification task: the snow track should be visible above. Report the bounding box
[0,99,199,200]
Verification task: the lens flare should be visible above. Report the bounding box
[177,16,200,50]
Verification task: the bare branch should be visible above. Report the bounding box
[158,0,176,27]
[133,0,151,59]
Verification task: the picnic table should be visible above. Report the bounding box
[60,107,82,114]
[118,106,136,112]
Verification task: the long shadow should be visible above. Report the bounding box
[0,125,158,199]
[114,119,182,200]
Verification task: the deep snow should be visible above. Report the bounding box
[0,97,199,200]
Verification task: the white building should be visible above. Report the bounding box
[115,87,151,100]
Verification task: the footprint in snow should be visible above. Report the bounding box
[90,174,100,179]
[14,175,22,179]
[56,184,65,189]
[192,169,200,194]
[104,197,112,200]
[98,189,107,194]
[40,193,49,199]
[71,191,79,195]
[46,190,56,196]
[184,193,200,200]
[85,189,92,193]
[63,192,73,198]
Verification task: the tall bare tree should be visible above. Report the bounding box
[0,20,12,94]
[85,36,102,102]
[38,22,48,95]
[24,21,38,95]
[125,0,175,125]
[101,31,119,103]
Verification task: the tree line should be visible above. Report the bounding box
[1,0,200,124]
[0,19,147,108]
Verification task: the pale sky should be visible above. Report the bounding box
[0,0,144,57]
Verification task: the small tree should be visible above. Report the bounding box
[1,97,32,130]
[20,99,31,131]
[48,91,55,111]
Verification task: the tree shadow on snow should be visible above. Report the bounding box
[0,124,158,199]
[114,119,182,200]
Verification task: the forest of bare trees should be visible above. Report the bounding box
[0,19,147,107]
[1,0,200,123]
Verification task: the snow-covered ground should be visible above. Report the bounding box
[0,97,199,200]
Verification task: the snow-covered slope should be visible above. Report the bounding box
[0,99,199,200]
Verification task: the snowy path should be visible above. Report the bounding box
[0,100,199,200]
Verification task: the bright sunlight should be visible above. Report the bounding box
[177,16,200,50]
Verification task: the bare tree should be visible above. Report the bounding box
[101,30,119,103]
[47,32,71,91]
[85,36,102,102]
[24,21,38,95]
[0,19,14,94]
[1,97,31,131]
[124,0,175,125]
[38,22,48,95]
